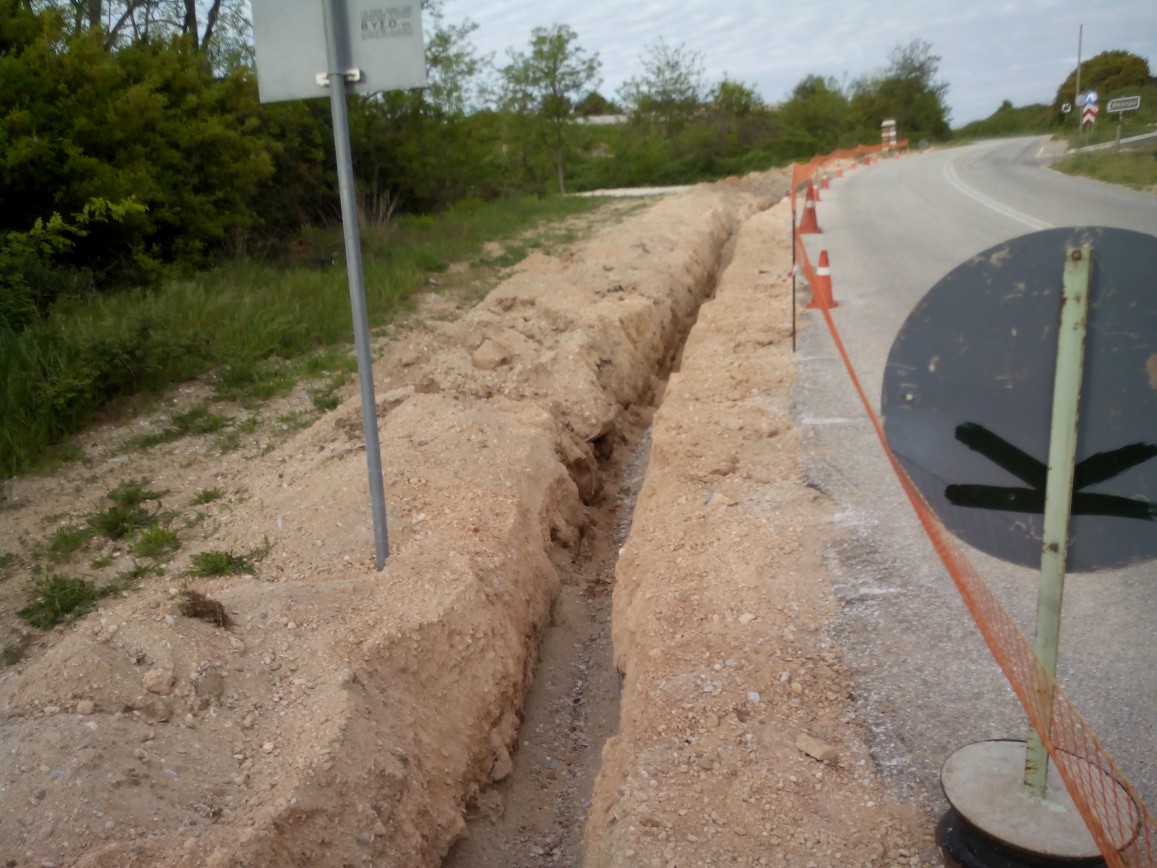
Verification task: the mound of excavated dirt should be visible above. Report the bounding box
[584,201,940,867]
[1,176,788,867]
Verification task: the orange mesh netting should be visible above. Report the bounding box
[789,155,1154,866]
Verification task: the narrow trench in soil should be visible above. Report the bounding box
[443,237,738,868]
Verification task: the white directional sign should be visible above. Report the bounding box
[251,0,427,103]
[1107,95,1141,113]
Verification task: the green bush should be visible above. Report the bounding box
[17,574,110,628]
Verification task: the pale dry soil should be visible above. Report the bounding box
[1,173,942,867]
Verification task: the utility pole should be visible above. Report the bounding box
[1074,24,1083,127]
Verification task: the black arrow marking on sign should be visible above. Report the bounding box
[944,422,1157,520]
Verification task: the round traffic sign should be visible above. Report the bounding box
[882,227,1157,572]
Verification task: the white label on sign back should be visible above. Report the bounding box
[361,6,414,40]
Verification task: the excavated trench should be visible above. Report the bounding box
[444,206,748,868]
[0,177,785,868]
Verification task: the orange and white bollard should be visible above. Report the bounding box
[798,183,821,234]
[806,250,837,309]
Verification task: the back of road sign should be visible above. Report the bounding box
[251,0,427,103]
[881,227,1157,572]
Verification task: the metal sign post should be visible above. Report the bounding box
[1023,244,1091,798]
[321,3,390,570]
[251,0,429,571]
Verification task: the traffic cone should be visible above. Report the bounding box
[850,159,857,170]
[798,183,821,234]
[836,166,843,178]
[807,250,837,309]
[813,178,821,202]
[821,175,830,190]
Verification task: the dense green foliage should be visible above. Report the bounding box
[16,4,1130,480]
[778,76,859,157]
[851,40,951,141]
[0,194,606,476]
[1,10,273,325]
[1053,50,1151,113]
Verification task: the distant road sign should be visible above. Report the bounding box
[1107,96,1141,112]
[1084,91,1098,105]
[1082,104,1098,126]
[1061,103,1072,114]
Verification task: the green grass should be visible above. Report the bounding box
[0,193,609,477]
[110,561,159,588]
[192,487,223,505]
[2,634,31,666]
[128,402,231,448]
[17,574,112,628]
[130,524,181,559]
[1052,144,1157,189]
[43,524,95,563]
[310,390,341,412]
[189,549,254,577]
[87,478,166,541]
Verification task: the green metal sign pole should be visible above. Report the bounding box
[1024,244,1092,798]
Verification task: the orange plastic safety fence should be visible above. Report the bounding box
[794,232,1155,865]
[788,141,910,214]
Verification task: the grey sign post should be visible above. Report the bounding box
[252,1,428,570]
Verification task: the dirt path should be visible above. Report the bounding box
[1,172,943,867]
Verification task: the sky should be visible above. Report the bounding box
[436,0,1157,127]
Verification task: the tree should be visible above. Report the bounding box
[28,0,240,55]
[575,90,617,117]
[423,15,493,117]
[618,38,705,135]
[711,77,763,118]
[0,11,273,300]
[849,39,950,142]
[501,24,601,194]
[1052,50,1150,113]
[778,75,856,156]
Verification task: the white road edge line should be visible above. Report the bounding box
[943,160,1053,231]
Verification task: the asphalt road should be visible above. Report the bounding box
[793,137,1157,816]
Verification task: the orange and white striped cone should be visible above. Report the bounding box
[806,250,837,309]
[821,175,830,191]
[798,183,821,234]
[836,166,843,178]
[850,159,857,170]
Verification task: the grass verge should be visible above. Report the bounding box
[1052,143,1157,189]
[0,194,609,477]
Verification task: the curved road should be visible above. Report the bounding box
[794,137,1157,816]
